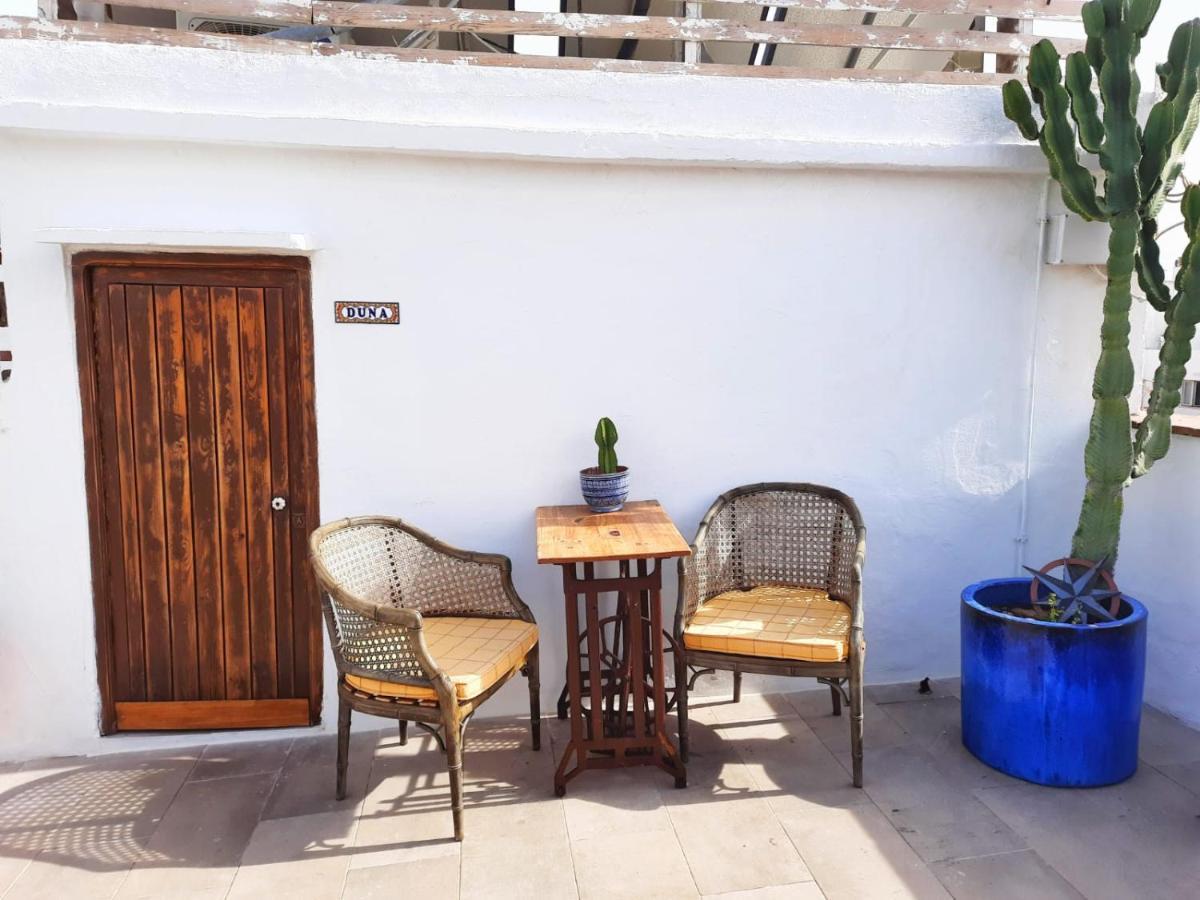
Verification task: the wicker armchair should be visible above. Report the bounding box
[309,516,541,841]
[674,483,866,786]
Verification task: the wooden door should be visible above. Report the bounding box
[73,253,321,733]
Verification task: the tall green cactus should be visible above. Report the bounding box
[1004,1,1200,568]
[595,417,619,474]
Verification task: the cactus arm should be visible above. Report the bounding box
[1127,0,1161,37]
[1083,0,1106,75]
[1133,189,1200,478]
[1137,100,1175,204]
[1096,1,1143,215]
[1145,20,1200,218]
[1135,219,1172,312]
[1071,212,1139,566]
[1002,80,1040,141]
[1027,40,1107,222]
[594,417,619,474]
[1066,53,1105,154]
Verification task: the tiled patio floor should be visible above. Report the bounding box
[2,679,1199,899]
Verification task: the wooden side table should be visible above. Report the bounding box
[536,500,690,795]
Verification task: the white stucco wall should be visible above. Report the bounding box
[0,20,1197,759]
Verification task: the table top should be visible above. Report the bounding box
[535,500,691,565]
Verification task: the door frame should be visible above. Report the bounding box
[71,251,322,734]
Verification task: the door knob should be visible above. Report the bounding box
[271,496,288,511]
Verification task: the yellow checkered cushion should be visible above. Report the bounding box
[346,617,538,701]
[683,585,850,663]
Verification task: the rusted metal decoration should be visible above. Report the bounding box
[1024,557,1122,624]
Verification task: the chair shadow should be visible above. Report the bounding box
[0,754,199,873]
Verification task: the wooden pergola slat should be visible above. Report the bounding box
[672,0,1084,20]
[311,4,1083,55]
[112,0,315,25]
[0,17,1022,82]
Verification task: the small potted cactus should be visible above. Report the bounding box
[579,417,629,513]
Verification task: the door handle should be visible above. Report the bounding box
[271,496,288,511]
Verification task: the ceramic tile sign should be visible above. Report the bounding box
[334,302,399,325]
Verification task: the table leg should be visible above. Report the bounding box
[554,563,585,796]
[552,558,686,794]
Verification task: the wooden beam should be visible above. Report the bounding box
[680,0,1084,20]
[111,0,314,25]
[0,17,1014,82]
[311,4,1082,55]
[0,16,314,52]
[319,40,1010,82]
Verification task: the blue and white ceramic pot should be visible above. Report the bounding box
[960,578,1147,788]
[579,466,629,513]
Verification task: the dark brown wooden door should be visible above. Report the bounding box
[73,254,321,733]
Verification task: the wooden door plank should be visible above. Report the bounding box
[238,287,278,699]
[282,275,315,715]
[124,283,173,701]
[263,286,295,698]
[105,283,149,702]
[182,285,226,701]
[93,283,135,703]
[211,286,252,701]
[154,285,200,701]
[294,271,322,722]
[114,698,310,731]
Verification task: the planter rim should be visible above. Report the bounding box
[962,577,1147,632]
[580,465,629,477]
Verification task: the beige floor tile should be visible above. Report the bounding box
[974,765,1200,900]
[708,693,804,726]
[461,833,578,900]
[776,801,950,900]
[1154,757,1200,796]
[562,767,674,840]
[1138,706,1200,767]
[702,883,825,900]
[670,797,811,896]
[261,730,379,821]
[865,683,948,706]
[572,828,697,900]
[725,717,861,802]
[225,809,357,900]
[663,719,761,809]
[347,750,460,870]
[789,696,909,757]
[856,746,1027,864]
[930,849,1083,900]
[3,852,136,900]
[343,856,460,899]
[0,851,35,897]
[461,720,557,799]
[190,739,293,782]
[115,771,274,899]
[875,700,1020,791]
[463,791,569,844]
[869,699,962,756]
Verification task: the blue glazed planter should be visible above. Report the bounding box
[961,578,1147,788]
[579,466,629,513]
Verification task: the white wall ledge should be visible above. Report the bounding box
[0,36,1045,173]
[33,227,315,252]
